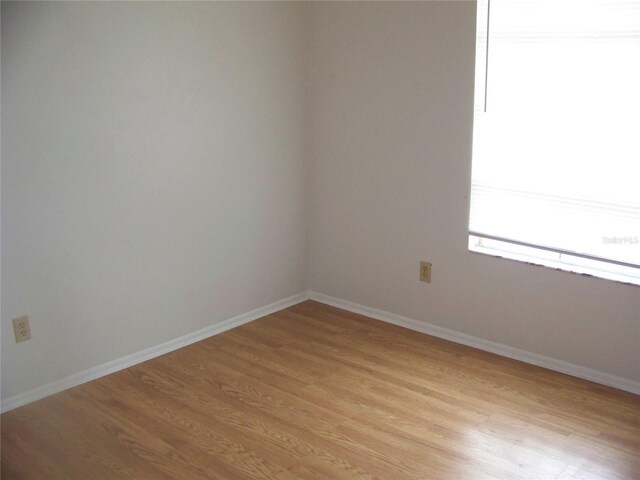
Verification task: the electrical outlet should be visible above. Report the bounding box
[420,261,432,283]
[13,315,32,343]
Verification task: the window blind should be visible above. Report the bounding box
[470,0,640,271]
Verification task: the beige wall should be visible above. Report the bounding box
[306,1,640,382]
[1,1,307,399]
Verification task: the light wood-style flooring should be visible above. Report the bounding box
[2,300,639,479]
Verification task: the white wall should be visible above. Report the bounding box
[307,2,640,382]
[1,1,307,399]
[3,1,638,403]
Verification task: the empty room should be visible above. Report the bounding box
[1,1,639,479]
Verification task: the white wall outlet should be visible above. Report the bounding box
[13,315,32,343]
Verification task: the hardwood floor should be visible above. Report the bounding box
[2,300,639,479]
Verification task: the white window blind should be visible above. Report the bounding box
[470,0,640,282]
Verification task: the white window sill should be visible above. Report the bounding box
[468,235,640,287]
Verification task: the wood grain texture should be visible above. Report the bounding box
[2,300,639,479]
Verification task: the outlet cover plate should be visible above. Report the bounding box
[13,315,32,343]
[420,261,432,283]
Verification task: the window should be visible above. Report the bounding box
[469,0,640,285]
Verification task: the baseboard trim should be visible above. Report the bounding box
[1,292,310,413]
[309,291,640,395]
[5,290,636,412]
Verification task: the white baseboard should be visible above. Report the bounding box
[4,289,636,412]
[309,291,640,395]
[1,292,310,413]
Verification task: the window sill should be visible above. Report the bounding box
[468,236,640,287]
